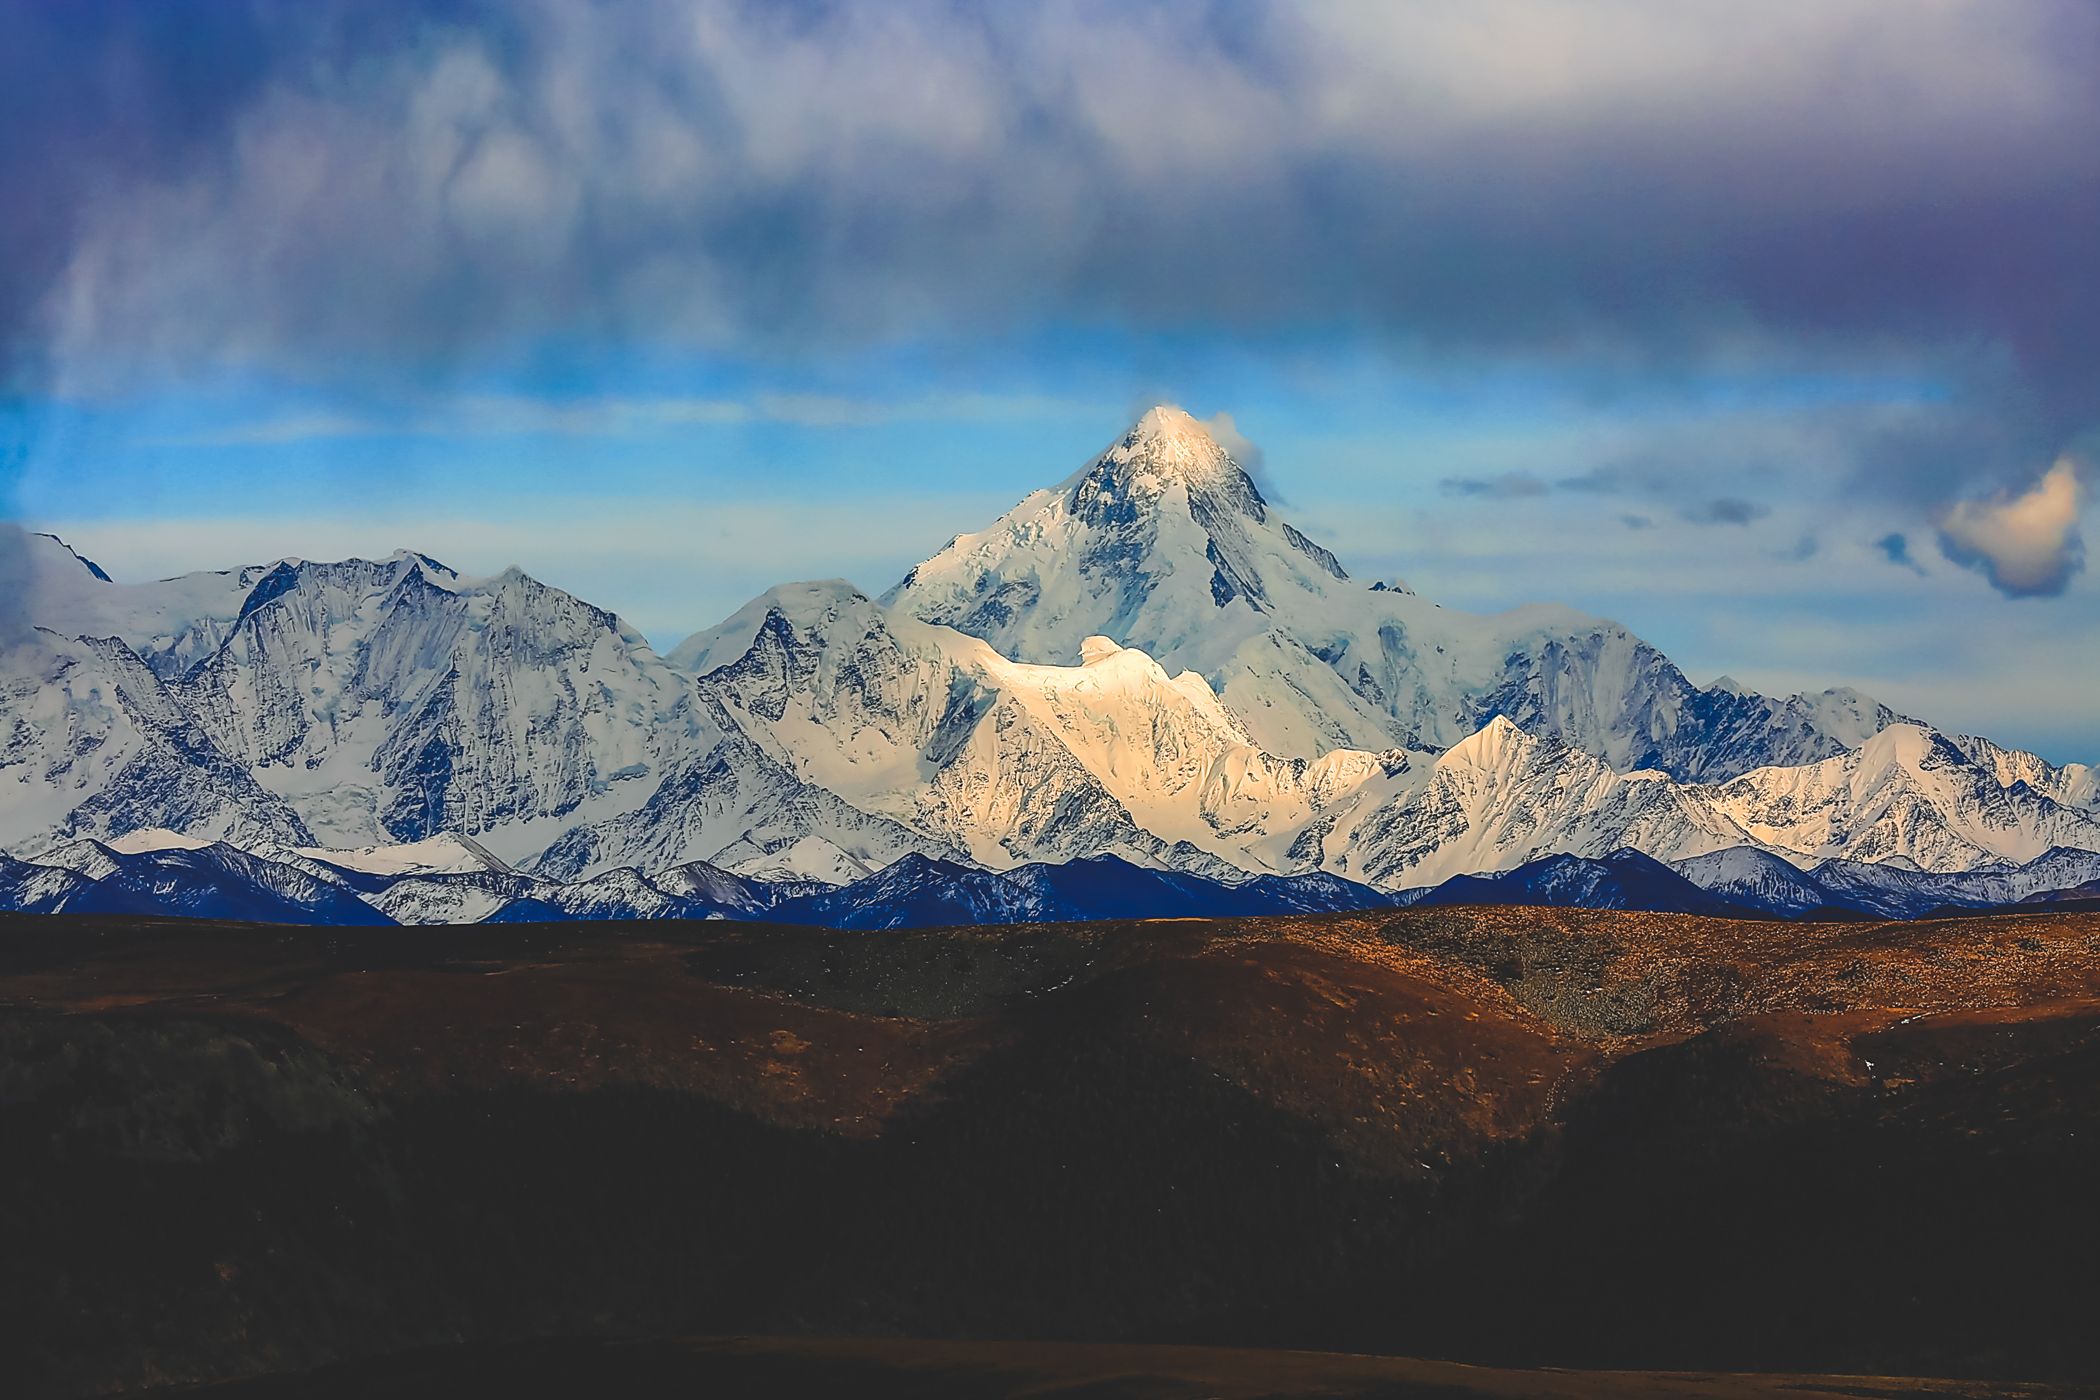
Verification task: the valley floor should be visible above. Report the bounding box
[3,905,2098,1396]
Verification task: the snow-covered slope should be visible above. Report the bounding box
[171,554,704,853]
[1316,717,1755,889]
[0,627,313,856]
[483,866,710,923]
[0,852,103,914]
[660,574,2100,894]
[15,539,921,885]
[30,838,130,882]
[1946,732,2099,811]
[1000,852,1393,920]
[669,578,1410,875]
[17,530,269,679]
[291,833,512,880]
[1700,724,2100,872]
[1672,847,1840,917]
[361,863,731,924]
[1306,716,2100,892]
[885,405,1901,779]
[367,870,537,925]
[1799,847,2100,920]
[528,687,963,884]
[104,827,223,855]
[768,851,1396,930]
[652,859,821,913]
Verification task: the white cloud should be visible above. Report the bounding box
[1937,457,2087,597]
[161,413,387,448]
[1199,410,1265,471]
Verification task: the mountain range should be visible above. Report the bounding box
[7,405,2097,924]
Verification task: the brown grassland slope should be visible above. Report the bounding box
[2,905,2097,1397]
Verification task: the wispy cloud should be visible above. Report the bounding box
[1681,497,1771,526]
[1771,533,1820,562]
[146,391,1089,447]
[1439,471,1550,499]
[1437,464,1775,527]
[155,413,392,448]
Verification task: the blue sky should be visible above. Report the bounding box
[5,1,2098,760]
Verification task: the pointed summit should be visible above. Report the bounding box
[1441,714,1541,771]
[1131,402,1209,441]
[888,403,1350,684]
[1090,405,1238,486]
[1062,405,1262,521]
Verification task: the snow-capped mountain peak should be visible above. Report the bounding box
[884,406,1353,677]
[886,408,1904,777]
[1947,730,2099,810]
[1439,713,1537,773]
[666,579,870,676]
[1061,404,1255,496]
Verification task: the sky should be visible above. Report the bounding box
[3,0,2097,761]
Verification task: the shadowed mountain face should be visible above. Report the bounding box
[1411,847,1748,916]
[5,906,2099,1397]
[14,828,2099,930]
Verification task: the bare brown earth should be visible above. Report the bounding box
[3,906,2098,1397]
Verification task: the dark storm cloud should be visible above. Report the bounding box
[0,4,236,381]
[3,2,2098,505]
